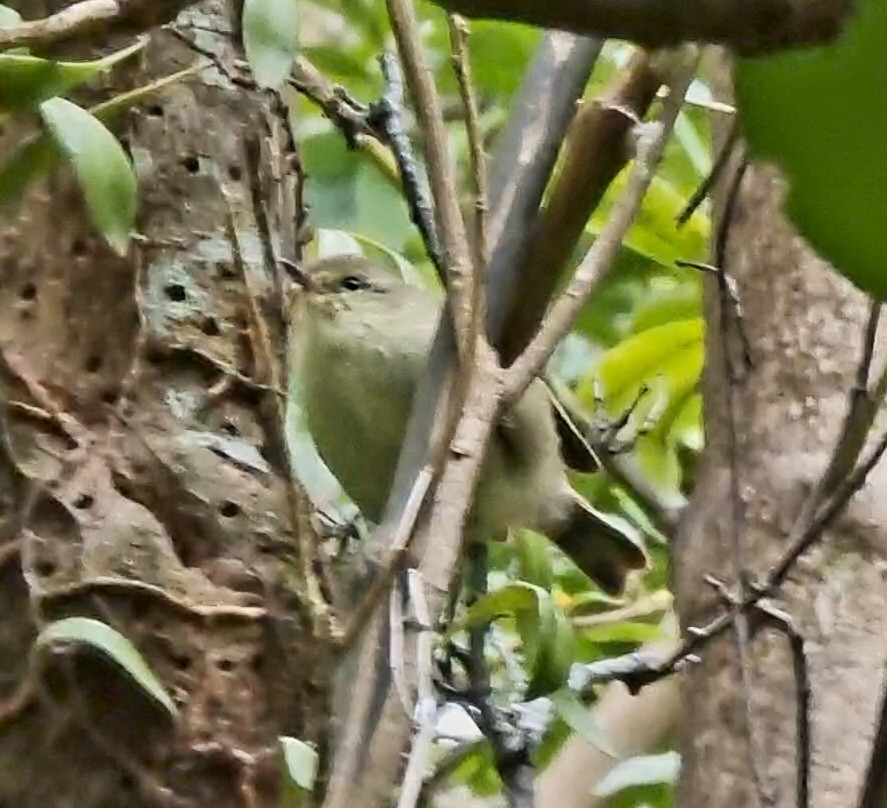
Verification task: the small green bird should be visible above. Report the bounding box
[288,255,647,593]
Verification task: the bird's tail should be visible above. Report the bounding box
[551,495,649,594]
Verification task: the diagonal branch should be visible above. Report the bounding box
[503,52,699,402]
[0,0,198,50]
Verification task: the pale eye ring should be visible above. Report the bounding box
[340,275,370,291]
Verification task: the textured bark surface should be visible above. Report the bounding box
[674,157,887,806]
[0,3,324,807]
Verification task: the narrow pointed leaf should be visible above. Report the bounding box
[35,617,176,715]
[0,39,144,112]
[39,98,137,255]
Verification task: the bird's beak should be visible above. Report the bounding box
[280,258,314,292]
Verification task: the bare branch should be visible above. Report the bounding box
[447,14,490,268]
[396,571,436,808]
[503,52,699,403]
[0,0,198,50]
[492,49,669,365]
[375,53,444,275]
[384,0,473,343]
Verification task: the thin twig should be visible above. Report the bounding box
[761,606,810,808]
[396,570,437,808]
[390,585,413,717]
[677,118,740,226]
[338,466,434,650]
[798,298,882,525]
[447,14,489,369]
[630,426,887,692]
[503,55,698,403]
[218,178,334,637]
[710,144,769,807]
[374,54,443,276]
[383,0,473,347]
[447,14,489,267]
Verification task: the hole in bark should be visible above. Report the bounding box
[181,155,200,174]
[221,420,239,436]
[164,282,187,302]
[100,389,118,405]
[72,239,88,256]
[35,559,56,577]
[20,282,36,300]
[217,262,236,280]
[227,164,242,181]
[73,493,94,510]
[200,317,221,336]
[84,354,102,373]
[216,657,235,672]
[145,103,164,117]
[219,500,240,518]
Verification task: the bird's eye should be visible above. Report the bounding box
[340,275,369,291]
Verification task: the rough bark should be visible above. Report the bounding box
[0,3,324,807]
[674,122,887,807]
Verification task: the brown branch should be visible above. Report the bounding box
[384,0,473,345]
[427,0,855,56]
[447,14,489,267]
[492,49,667,365]
[503,53,699,402]
[0,0,199,50]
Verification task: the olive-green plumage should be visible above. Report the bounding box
[288,255,647,593]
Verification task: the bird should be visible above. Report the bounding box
[287,254,647,593]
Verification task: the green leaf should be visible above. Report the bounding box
[734,0,887,298]
[0,65,195,209]
[549,688,616,756]
[39,97,137,255]
[629,277,702,334]
[514,529,554,591]
[587,174,708,269]
[243,0,300,88]
[448,582,573,698]
[524,597,576,701]
[280,736,319,791]
[34,617,176,715]
[448,582,544,635]
[0,38,144,112]
[579,319,704,412]
[593,752,681,797]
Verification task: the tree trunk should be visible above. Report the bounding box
[0,3,324,807]
[675,79,887,806]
